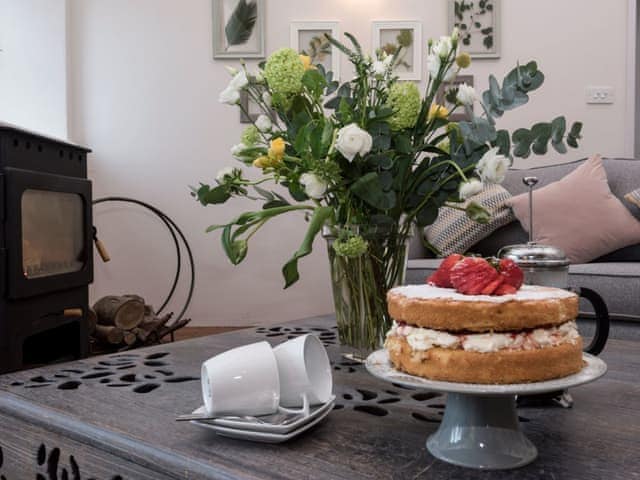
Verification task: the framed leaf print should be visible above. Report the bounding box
[372,21,422,81]
[448,0,500,59]
[290,21,341,81]
[213,0,265,59]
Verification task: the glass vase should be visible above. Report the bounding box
[322,224,411,360]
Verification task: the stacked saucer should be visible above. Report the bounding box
[188,395,335,443]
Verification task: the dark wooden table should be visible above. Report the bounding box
[0,315,638,480]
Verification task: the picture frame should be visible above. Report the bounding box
[448,0,500,59]
[212,0,265,59]
[290,21,341,80]
[436,75,474,122]
[371,21,422,81]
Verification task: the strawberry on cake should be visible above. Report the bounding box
[384,255,583,384]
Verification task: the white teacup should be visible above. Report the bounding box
[273,334,333,407]
[201,341,310,418]
[201,341,281,417]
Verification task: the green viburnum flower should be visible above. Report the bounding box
[333,235,369,258]
[241,125,260,147]
[264,48,305,96]
[387,82,421,131]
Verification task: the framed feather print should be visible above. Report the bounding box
[213,0,265,59]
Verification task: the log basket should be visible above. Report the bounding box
[91,197,195,351]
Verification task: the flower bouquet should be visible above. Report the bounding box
[193,29,582,356]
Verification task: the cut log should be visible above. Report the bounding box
[94,295,145,330]
[94,325,124,345]
[123,331,137,346]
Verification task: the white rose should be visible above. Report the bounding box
[299,173,328,199]
[216,166,237,183]
[459,178,483,200]
[230,142,248,158]
[475,147,510,184]
[229,70,249,90]
[262,91,272,108]
[219,85,240,105]
[433,36,453,59]
[456,83,477,106]
[335,123,373,162]
[372,60,387,76]
[255,114,272,132]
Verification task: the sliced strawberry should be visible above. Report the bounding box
[495,283,518,295]
[498,258,524,289]
[450,257,500,295]
[481,277,504,295]
[426,254,464,288]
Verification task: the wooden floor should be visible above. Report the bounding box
[170,326,247,342]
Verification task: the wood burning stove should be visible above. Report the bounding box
[0,123,92,373]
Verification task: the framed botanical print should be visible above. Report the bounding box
[448,0,500,59]
[290,21,341,80]
[372,21,422,81]
[213,0,265,59]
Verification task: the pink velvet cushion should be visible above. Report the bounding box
[507,154,640,264]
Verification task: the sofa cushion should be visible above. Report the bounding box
[425,184,515,256]
[507,155,640,263]
[406,259,640,320]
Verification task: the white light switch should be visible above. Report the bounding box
[586,86,614,104]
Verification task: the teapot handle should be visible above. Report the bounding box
[568,287,610,355]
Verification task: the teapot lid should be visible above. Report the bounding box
[498,242,570,267]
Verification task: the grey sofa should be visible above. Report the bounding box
[406,157,640,321]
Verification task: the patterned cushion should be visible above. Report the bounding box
[425,184,515,257]
[625,188,640,209]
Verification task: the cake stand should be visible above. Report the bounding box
[365,350,607,470]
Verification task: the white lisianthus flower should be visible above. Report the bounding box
[229,70,249,90]
[253,69,264,84]
[230,142,248,158]
[225,66,239,76]
[299,173,328,199]
[433,36,453,59]
[459,178,483,200]
[262,91,272,108]
[427,53,441,79]
[255,114,272,132]
[451,27,460,44]
[335,123,373,162]
[219,85,240,105]
[383,53,394,67]
[216,166,237,183]
[456,83,477,106]
[475,147,510,184]
[372,60,386,76]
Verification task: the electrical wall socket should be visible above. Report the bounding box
[586,86,614,104]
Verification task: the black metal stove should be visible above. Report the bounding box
[0,123,92,373]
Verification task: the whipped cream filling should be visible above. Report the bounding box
[387,320,580,353]
[389,284,577,303]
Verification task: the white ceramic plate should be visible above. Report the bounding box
[191,395,335,434]
[365,350,607,396]
[191,401,334,443]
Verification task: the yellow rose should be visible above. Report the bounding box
[268,137,286,159]
[299,54,316,71]
[428,104,449,121]
[253,155,270,168]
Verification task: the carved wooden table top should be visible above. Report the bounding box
[0,315,639,480]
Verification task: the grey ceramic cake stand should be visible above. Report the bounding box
[365,350,607,470]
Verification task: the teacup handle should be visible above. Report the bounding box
[277,393,310,417]
[568,286,610,355]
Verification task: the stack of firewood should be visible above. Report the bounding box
[87,295,191,352]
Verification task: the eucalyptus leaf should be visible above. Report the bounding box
[351,172,396,210]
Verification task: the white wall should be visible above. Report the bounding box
[66,0,632,326]
[0,0,68,139]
